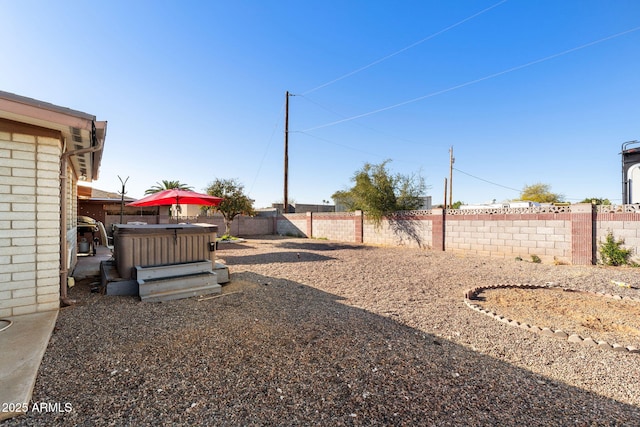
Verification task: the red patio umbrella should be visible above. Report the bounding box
[127,189,223,209]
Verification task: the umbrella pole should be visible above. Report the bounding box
[176,196,180,224]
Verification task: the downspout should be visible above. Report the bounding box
[59,121,103,306]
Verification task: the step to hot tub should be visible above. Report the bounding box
[138,272,221,302]
[136,261,221,302]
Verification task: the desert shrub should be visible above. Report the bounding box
[599,232,633,266]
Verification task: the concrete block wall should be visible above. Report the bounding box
[224,215,273,236]
[0,131,61,317]
[108,205,640,266]
[595,211,640,263]
[105,213,273,238]
[276,214,308,237]
[445,213,572,262]
[363,215,432,248]
[312,213,360,243]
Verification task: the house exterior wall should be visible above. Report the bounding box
[78,202,107,224]
[0,130,62,316]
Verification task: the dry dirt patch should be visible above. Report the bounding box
[475,287,640,348]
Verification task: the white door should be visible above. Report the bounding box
[629,164,640,204]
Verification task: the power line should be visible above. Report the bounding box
[294,130,384,158]
[453,167,520,192]
[247,101,286,198]
[301,25,640,133]
[301,0,509,96]
[453,168,609,201]
[293,130,427,169]
[298,94,423,146]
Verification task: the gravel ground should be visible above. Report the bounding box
[5,236,640,426]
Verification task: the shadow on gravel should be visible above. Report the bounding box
[8,272,640,426]
[215,242,253,251]
[275,241,370,252]
[223,250,336,266]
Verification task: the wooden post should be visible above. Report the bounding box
[448,146,454,209]
[443,177,448,210]
[284,91,289,214]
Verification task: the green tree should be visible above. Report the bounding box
[517,183,563,204]
[579,197,611,205]
[144,180,193,194]
[332,160,427,227]
[434,201,463,209]
[205,178,255,236]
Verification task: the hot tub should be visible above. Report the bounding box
[112,223,218,280]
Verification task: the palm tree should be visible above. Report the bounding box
[144,180,193,195]
[144,180,194,218]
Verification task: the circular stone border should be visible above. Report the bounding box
[463,284,640,354]
[0,319,12,332]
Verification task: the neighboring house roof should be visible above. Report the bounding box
[77,185,135,201]
[0,90,107,181]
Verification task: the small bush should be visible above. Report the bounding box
[530,254,542,264]
[599,232,633,266]
[218,234,239,241]
[553,256,568,266]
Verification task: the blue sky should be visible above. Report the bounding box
[2,0,639,207]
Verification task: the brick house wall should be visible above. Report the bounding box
[1,92,106,317]
[0,128,63,316]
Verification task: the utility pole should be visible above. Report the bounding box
[284,91,289,214]
[448,146,454,209]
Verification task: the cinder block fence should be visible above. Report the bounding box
[107,204,640,266]
[273,204,640,265]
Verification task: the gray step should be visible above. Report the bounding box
[140,284,222,303]
[139,272,220,302]
[136,260,213,281]
[214,262,229,284]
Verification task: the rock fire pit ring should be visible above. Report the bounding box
[464,284,640,354]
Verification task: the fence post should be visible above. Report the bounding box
[571,203,595,265]
[431,208,445,251]
[355,210,363,243]
[273,214,278,235]
[307,211,313,238]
